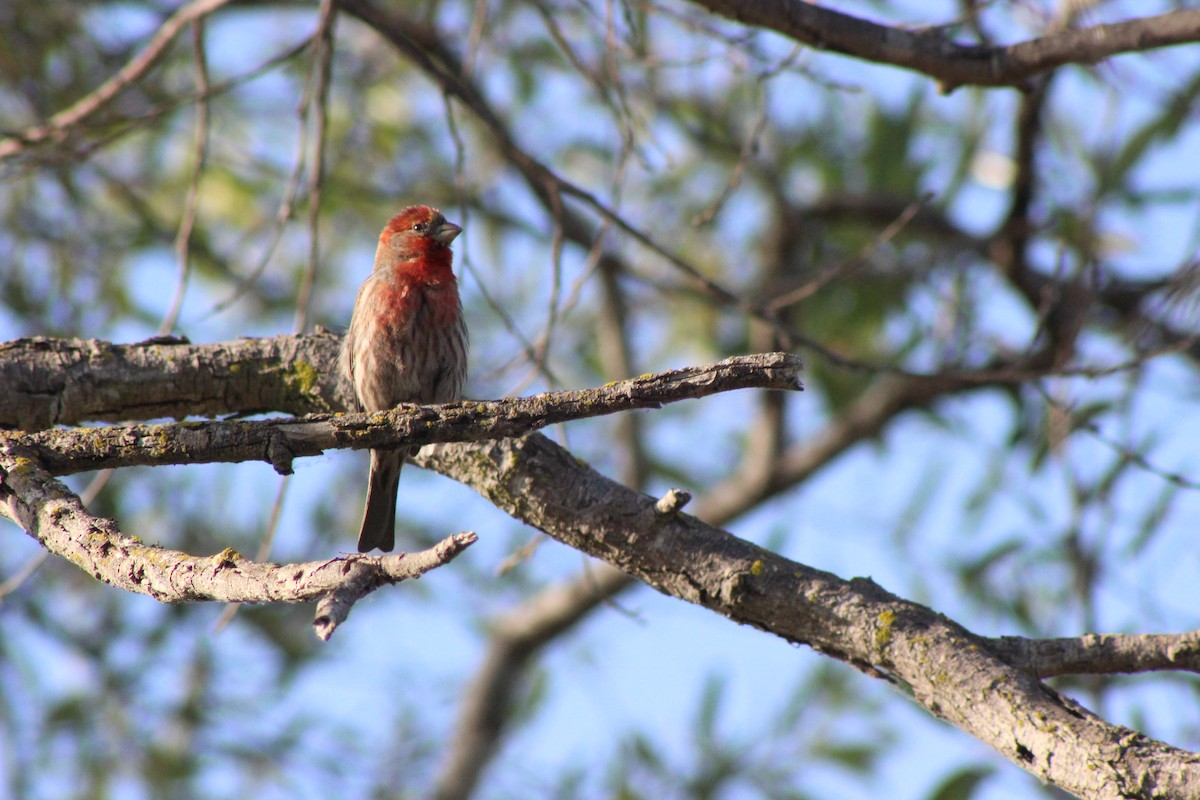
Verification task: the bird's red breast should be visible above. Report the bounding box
[369,274,462,330]
[370,205,462,331]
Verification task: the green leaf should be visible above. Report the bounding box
[925,765,995,800]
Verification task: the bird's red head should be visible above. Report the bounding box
[380,206,461,249]
[374,205,462,277]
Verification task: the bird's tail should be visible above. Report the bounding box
[357,448,408,552]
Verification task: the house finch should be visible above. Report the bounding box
[339,205,467,552]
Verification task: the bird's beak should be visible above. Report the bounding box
[433,221,462,245]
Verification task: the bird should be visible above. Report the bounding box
[339,206,467,552]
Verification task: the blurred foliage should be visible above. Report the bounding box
[604,665,893,800]
[2,1,1200,798]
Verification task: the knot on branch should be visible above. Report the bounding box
[267,433,296,475]
[654,488,692,518]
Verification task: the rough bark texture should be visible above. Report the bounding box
[0,333,341,430]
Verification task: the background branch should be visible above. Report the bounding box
[686,2,1200,90]
[0,0,236,161]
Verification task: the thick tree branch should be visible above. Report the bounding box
[0,333,341,430]
[418,434,1200,799]
[0,443,475,638]
[432,351,1094,799]
[2,349,802,475]
[685,3,1200,91]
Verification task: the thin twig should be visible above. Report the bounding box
[0,0,236,161]
[195,41,316,322]
[293,0,337,334]
[158,18,212,336]
[767,193,932,311]
[1036,383,1200,491]
[440,94,559,387]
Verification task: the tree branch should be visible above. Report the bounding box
[685,2,1200,92]
[989,631,1200,678]
[0,0,237,161]
[418,433,1200,798]
[0,442,475,639]
[2,348,802,475]
[0,333,342,430]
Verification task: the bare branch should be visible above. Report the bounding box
[0,444,476,638]
[430,369,980,799]
[990,631,1200,678]
[767,194,931,312]
[157,17,212,337]
[312,530,476,640]
[3,348,802,475]
[596,253,649,489]
[684,3,1200,91]
[418,433,1200,797]
[0,334,342,430]
[293,0,337,334]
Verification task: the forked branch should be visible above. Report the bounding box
[0,443,475,639]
